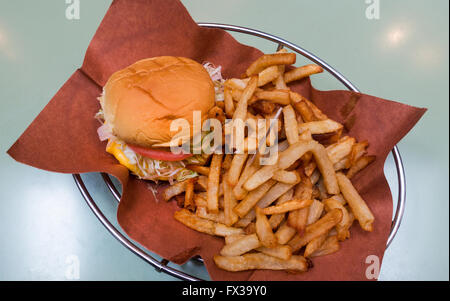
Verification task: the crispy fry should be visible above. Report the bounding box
[254,89,291,105]
[336,173,374,232]
[326,136,356,164]
[224,86,235,118]
[187,165,210,176]
[184,178,196,211]
[310,235,340,257]
[268,189,293,229]
[274,65,288,89]
[304,233,327,258]
[323,198,352,241]
[174,209,215,235]
[196,206,226,224]
[234,179,276,218]
[271,169,300,184]
[349,141,369,165]
[220,233,261,256]
[162,179,187,201]
[255,207,278,248]
[227,153,248,186]
[246,53,296,76]
[244,164,279,191]
[347,155,376,179]
[306,199,324,225]
[288,208,343,252]
[213,253,309,272]
[223,177,239,226]
[283,104,300,145]
[258,65,281,86]
[284,64,323,83]
[278,140,340,195]
[207,154,223,213]
[298,119,343,135]
[257,245,292,260]
[275,221,297,245]
[233,154,260,200]
[262,199,313,215]
[232,76,258,122]
[222,154,233,171]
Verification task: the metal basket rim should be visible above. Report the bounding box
[73,22,407,281]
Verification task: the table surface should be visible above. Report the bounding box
[0,0,448,281]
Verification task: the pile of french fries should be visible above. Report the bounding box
[164,49,376,274]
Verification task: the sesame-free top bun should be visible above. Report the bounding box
[102,56,215,148]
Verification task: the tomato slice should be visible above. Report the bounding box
[128,145,192,161]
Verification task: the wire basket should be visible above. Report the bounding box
[73,23,406,281]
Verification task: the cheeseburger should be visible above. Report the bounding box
[96,56,224,182]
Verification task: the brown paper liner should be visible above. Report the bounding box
[7,0,426,280]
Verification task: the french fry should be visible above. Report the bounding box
[257,245,292,260]
[274,65,288,89]
[224,86,235,118]
[223,178,239,226]
[288,208,343,252]
[254,90,291,105]
[271,169,300,184]
[336,173,374,232]
[227,154,248,186]
[347,155,376,179]
[349,141,369,165]
[162,179,187,201]
[268,189,293,229]
[184,178,196,211]
[244,164,279,191]
[213,253,309,272]
[304,233,328,258]
[246,53,296,76]
[258,66,281,86]
[255,207,278,248]
[283,105,300,145]
[225,78,249,91]
[262,199,313,215]
[234,179,276,218]
[174,209,215,235]
[287,175,313,232]
[233,154,260,200]
[323,197,352,241]
[298,119,343,135]
[186,165,210,176]
[275,221,297,245]
[222,154,233,171]
[214,223,246,237]
[196,206,226,224]
[207,154,223,214]
[278,140,340,195]
[310,235,340,257]
[194,194,208,208]
[326,136,356,164]
[284,64,323,83]
[220,233,261,256]
[232,76,258,122]
[252,100,276,115]
[306,199,324,225]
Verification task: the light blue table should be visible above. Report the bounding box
[0,0,448,280]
